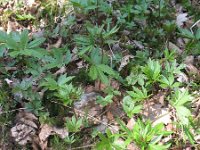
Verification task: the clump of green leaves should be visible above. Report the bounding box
[96,129,125,150]
[0,30,46,58]
[65,116,83,132]
[119,119,172,150]
[122,95,142,118]
[40,74,82,105]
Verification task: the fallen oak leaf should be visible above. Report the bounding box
[39,124,68,150]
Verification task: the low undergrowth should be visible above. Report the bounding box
[0,0,200,149]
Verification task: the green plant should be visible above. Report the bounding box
[96,94,113,106]
[89,63,120,84]
[127,86,150,102]
[142,59,161,85]
[0,30,46,58]
[40,74,82,105]
[170,89,193,125]
[96,129,125,150]
[122,95,142,118]
[43,47,71,70]
[119,119,172,150]
[159,74,180,89]
[65,116,83,132]
[178,27,200,55]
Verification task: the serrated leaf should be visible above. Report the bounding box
[64,50,71,64]
[195,28,200,40]
[89,65,98,80]
[0,30,7,42]
[176,106,191,125]
[98,69,109,84]
[78,45,93,56]
[58,74,74,86]
[20,29,29,49]
[178,28,194,39]
[6,36,19,50]
[97,64,116,75]
[28,37,45,48]
[0,44,6,57]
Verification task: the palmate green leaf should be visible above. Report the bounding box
[176,106,191,125]
[78,45,93,56]
[103,25,119,39]
[40,77,58,90]
[97,64,116,76]
[122,96,142,118]
[20,29,29,49]
[64,50,72,64]
[27,37,45,48]
[178,28,194,39]
[6,36,19,50]
[195,28,200,40]
[172,89,193,107]
[0,44,6,57]
[0,30,7,42]
[148,143,171,150]
[90,47,103,65]
[57,74,74,86]
[89,65,98,80]
[127,86,149,101]
[142,59,161,82]
[9,48,47,58]
[97,94,113,106]
[98,69,109,84]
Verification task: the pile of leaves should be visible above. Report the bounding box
[0,0,200,149]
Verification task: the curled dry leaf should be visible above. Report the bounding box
[48,37,62,49]
[74,92,103,124]
[23,0,35,7]
[53,66,66,76]
[127,143,140,150]
[39,124,68,150]
[177,72,188,83]
[118,55,134,71]
[126,117,136,130]
[142,103,172,126]
[185,64,200,76]
[168,42,182,54]
[4,78,13,85]
[11,111,38,146]
[95,79,120,91]
[176,13,188,27]
[184,55,194,65]
[95,116,108,133]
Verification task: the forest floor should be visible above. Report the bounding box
[0,0,200,150]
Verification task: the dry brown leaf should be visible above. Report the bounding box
[176,13,188,27]
[126,118,136,130]
[127,143,140,150]
[106,111,114,122]
[51,37,62,48]
[118,55,134,71]
[177,72,188,83]
[142,103,172,126]
[95,79,120,91]
[84,85,95,93]
[11,111,38,146]
[95,116,108,133]
[53,66,66,76]
[39,124,68,150]
[74,92,103,124]
[185,64,200,76]
[184,56,194,65]
[23,0,35,7]
[168,42,182,54]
